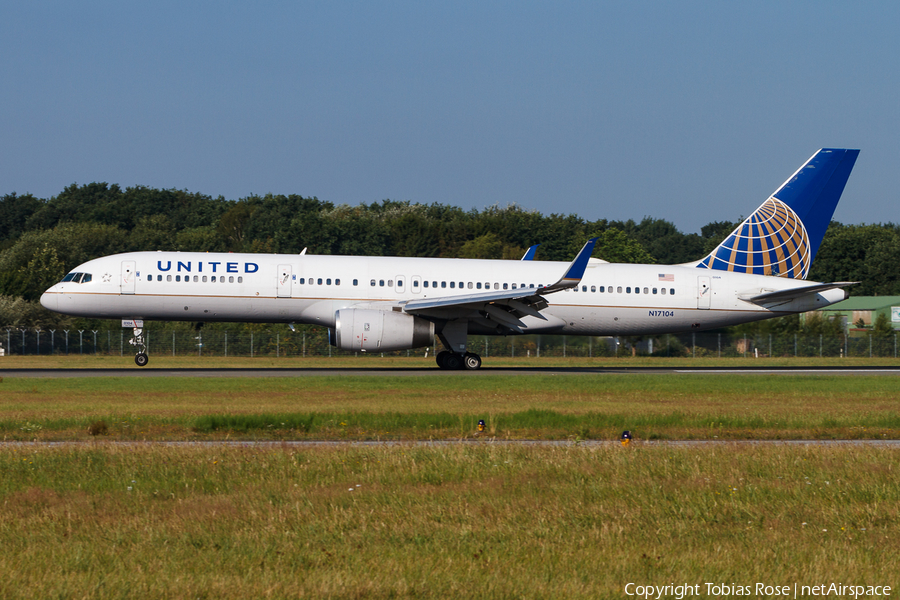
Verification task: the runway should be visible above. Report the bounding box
[2,366,900,377]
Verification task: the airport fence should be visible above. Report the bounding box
[0,326,897,359]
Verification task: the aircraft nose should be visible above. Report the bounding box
[40,289,57,311]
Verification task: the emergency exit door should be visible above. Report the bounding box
[697,276,711,310]
[277,264,292,298]
[121,261,136,295]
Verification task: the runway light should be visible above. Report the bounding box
[620,430,632,446]
[477,419,486,433]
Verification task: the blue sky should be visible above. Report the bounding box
[2,1,897,233]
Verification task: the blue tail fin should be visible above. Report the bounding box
[695,148,859,279]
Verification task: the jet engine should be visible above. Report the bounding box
[333,309,434,352]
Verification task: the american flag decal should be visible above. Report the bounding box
[658,274,674,282]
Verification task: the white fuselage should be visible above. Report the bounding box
[40,251,847,336]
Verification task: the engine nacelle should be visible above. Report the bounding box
[334,309,434,352]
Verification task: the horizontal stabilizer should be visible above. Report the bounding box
[739,282,857,305]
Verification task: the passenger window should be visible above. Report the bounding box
[388,280,393,287]
[424,281,429,288]
[459,282,463,288]
[353,279,358,286]
[582,285,587,292]
[635,287,640,294]
[229,276,234,283]
[157,275,162,281]
[397,279,403,287]
[413,280,419,288]
[626,287,631,293]
[503,283,508,290]
[176,275,181,282]
[202,276,207,282]
[476,282,482,289]
[652,288,657,294]
[512,283,517,289]
[643,287,649,294]
[617,286,622,293]
[670,288,675,295]
[450,282,455,289]
[326,278,332,285]
[299,278,305,284]
[494,283,499,290]
[468,282,473,289]
[193,276,199,282]
[318,278,323,285]
[146,276,152,282]
[371,279,376,286]
[167,275,172,282]
[441,282,447,288]
[336,279,340,285]
[380,280,385,287]
[212,276,217,282]
[432,281,437,288]
[238,277,243,283]
[661,288,666,295]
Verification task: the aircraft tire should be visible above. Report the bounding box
[443,353,463,370]
[135,353,149,367]
[463,352,482,370]
[436,351,450,369]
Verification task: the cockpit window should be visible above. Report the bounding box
[61,272,92,283]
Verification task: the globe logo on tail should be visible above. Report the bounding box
[697,198,812,279]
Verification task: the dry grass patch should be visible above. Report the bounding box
[0,443,898,598]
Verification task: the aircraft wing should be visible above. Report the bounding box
[402,238,597,333]
[739,282,857,307]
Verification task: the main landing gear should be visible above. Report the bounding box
[436,351,482,370]
[129,328,149,367]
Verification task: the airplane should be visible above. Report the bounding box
[40,148,859,369]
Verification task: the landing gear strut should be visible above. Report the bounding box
[129,328,149,367]
[436,350,482,370]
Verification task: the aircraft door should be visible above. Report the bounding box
[277,264,292,298]
[697,276,711,310]
[121,260,136,295]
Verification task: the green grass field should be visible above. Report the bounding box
[2,364,899,597]
[1,442,897,599]
[1,370,899,441]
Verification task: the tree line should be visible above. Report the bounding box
[1,182,898,334]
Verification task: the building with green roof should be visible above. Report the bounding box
[811,296,900,331]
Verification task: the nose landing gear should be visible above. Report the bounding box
[129,328,149,367]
